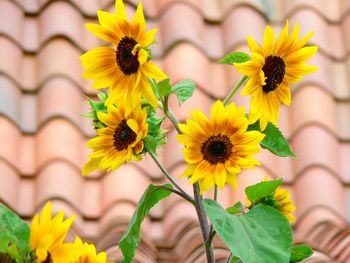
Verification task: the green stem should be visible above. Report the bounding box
[149,151,193,203]
[222,75,249,106]
[157,185,194,204]
[214,185,218,201]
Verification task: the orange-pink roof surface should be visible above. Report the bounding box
[0,0,350,262]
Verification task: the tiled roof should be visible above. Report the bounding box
[0,0,350,262]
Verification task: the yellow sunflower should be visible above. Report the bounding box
[29,202,76,263]
[177,100,265,193]
[80,0,167,108]
[60,237,112,263]
[246,177,296,223]
[82,101,148,175]
[234,21,318,130]
[274,187,296,222]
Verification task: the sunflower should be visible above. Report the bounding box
[274,187,296,222]
[60,237,111,263]
[246,177,296,223]
[29,202,76,263]
[234,21,318,130]
[80,0,167,108]
[176,100,265,193]
[82,101,148,175]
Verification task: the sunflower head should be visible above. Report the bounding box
[177,100,265,193]
[80,0,167,109]
[234,20,318,130]
[29,202,76,263]
[82,101,148,175]
[246,177,296,223]
[63,237,112,263]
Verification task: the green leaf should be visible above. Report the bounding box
[245,179,282,204]
[229,256,241,263]
[119,184,173,263]
[290,244,313,262]
[0,204,31,262]
[157,79,172,97]
[203,200,293,263]
[218,52,251,65]
[248,121,296,158]
[171,80,195,105]
[226,202,244,215]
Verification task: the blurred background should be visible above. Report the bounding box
[0,0,350,262]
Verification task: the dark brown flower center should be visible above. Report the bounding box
[262,55,286,93]
[113,119,137,151]
[42,253,53,263]
[116,36,139,75]
[201,134,233,164]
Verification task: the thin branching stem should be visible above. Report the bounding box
[149,151,193,203]
[222,75,249,106]
[156,185,194,204]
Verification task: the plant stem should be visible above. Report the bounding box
[165,107,182,134]
[157,185,194,205]
[222,75,249,106]
[214,185,218,201]
[160,100,215,262]
[225,253,233,263]
[149,151,193,203]
[193,183,215,263]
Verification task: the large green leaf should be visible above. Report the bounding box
[218,52,251,65]
[203,200,293,263]
[119,184,173,263]
[248,121,296,158]
[0,204,31,262]
[245,179,282,204]
[171,80,195,105]
[290,244,313,262]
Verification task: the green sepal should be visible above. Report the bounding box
[219,52,251,65]
[143,107,167,155]
[203,200,293,263]
[248,121,296,158]
[290,244,313,262]
[119,184,173,263]
[171,80,196,105]
[245,179,282,207]
[82,91,108,129]
[0,203,32,263]
[226,201,244,215]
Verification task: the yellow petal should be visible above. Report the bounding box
[140,77,158,108]
[214,164,226,188]
[142,62,168,80]
[85,23,118,45]
[115,0,128,20]
[274,20,289,55]
[132,2,146,38]
[140,29,158,47]
[262,26,275,57]
[127,119,139,133]
[82,157,102,175]
[247,35,262,54]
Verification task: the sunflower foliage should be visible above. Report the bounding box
[0,1,319,262]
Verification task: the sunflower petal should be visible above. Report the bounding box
[115,0,128,20]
